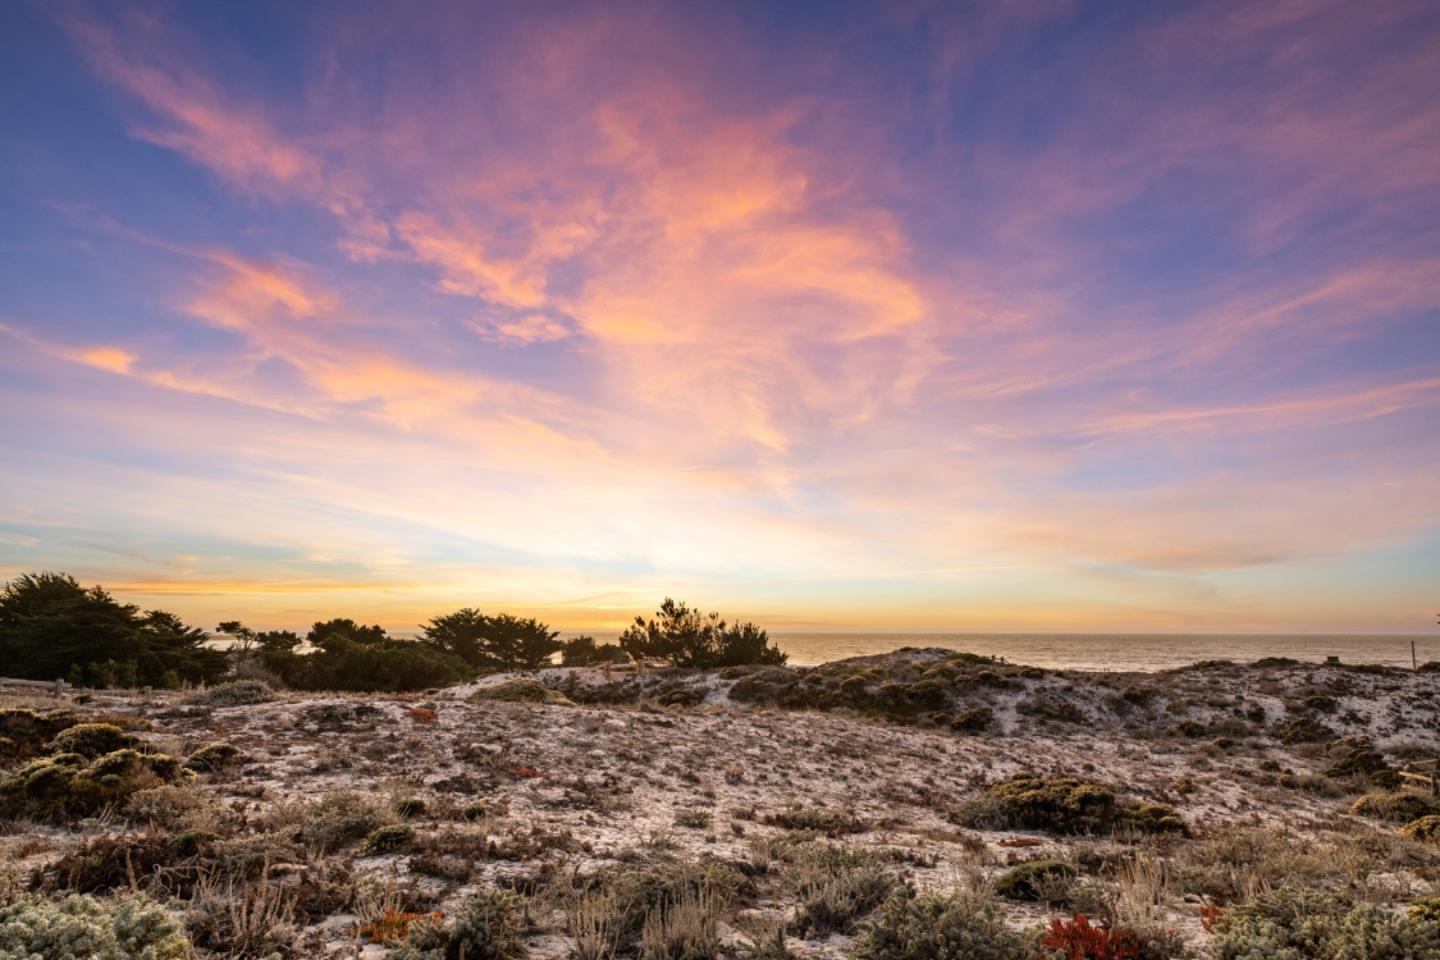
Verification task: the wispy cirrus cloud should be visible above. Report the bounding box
[0,0,1436,630]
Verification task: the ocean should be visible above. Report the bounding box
[762,633,1437,671]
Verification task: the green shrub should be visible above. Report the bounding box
[1274,716,1335,744]
[952,774,1187,836]
[0,708,79,759]
[389,887,526,960]
[1350,791,1440,823]
[287,791,397,852]
[184,742,242,772]
[1,748,189,821]
[0,572,228,688]
[49,723,137,758]
[0,893,189,959]
[852,886,1046,960]
[468,678,573,705]
[363,823,416,854]
[1213,888,1440,959]
[395,796,428,819]
[183,680,275,707]
[994,860,1076,902]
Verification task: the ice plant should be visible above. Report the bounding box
[1043,914,1149,960]
[355,907,445,943]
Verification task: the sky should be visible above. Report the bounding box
[1,0,1438,635]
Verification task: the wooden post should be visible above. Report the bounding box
[53,678,63,699]
[1413,640,1418,670]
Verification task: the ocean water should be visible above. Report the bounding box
[764,633,1437,672]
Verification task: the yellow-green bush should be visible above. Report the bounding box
[0,893,189,959]
[0,748,189,822]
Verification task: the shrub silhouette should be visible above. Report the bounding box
[618,598,786,668]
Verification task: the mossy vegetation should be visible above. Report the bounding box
[1,748,189,822]
[0,893,190,959]
[994,860,1076,901]
[1350,791,1440,823]
[0,708,79,760]
[853,886,1048,960]
[468,678,574,705]
[49,722,137,758]
[952,774,1187,836]
[1213,888,1440,959]
[184,742,242,772]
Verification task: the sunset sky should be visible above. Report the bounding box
[1,1,1438,634]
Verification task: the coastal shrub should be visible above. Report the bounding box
[395,796,428,819]
[185,742,243,772]
[1350,790,1440,823]
[0,748,188,821]
[0,893,189,959]
[389,887,526,960]
[618,598,786,668]
[296,632,472,692]
[0,708,79,759]
[184,680,274,707]
[468,678,573,705]
[573,860,744,954]
[39,831,214,896]
[1273,716,1335,744]
[49,722,137,758]
[183,876,298,958]
[786,846,899,937]
[1327,738,1389,779]
[949,707,993,733]
[1017,695,1086,724]
[994,860,1077,902]
[852,886,1046,960]
[951,775,1187,837]
[123,784,220,832]
[1212,887,1440,959]
[639,884,725,960]
[763,805,870,837]
[265,790,397,852]
[561,635,628,666]
[1401,816,1440,841]
[363,823,416,854]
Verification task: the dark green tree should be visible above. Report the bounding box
[485,614,562,669]
[306,618,388,650]
[422,608,495,668]
[421,609,562,670]
[0,572,224,685]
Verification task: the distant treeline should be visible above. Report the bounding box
[0,572,785,692]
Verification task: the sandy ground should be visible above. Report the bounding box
[4,651,1440,958]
